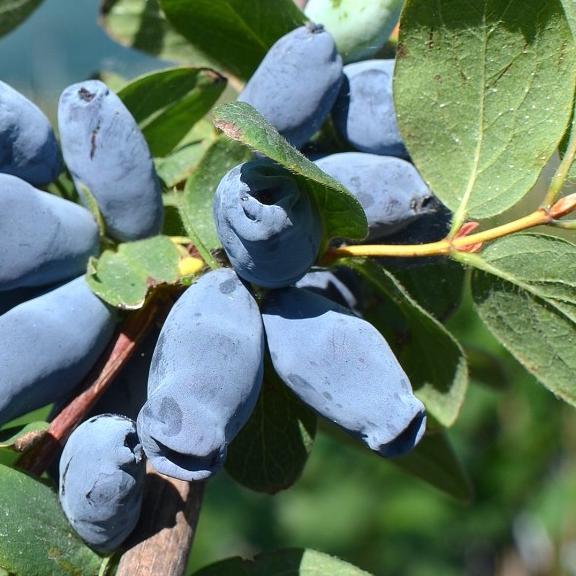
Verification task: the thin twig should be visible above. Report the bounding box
[116,465,204,576]
[322,193,576,263]
[543,123,576,207]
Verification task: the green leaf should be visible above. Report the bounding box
[118,67,226,157]
[213,102,368,243]
[0,422,48,450]
[392,259,466,321]
[155,140,210,188]
[100,0,206,65]
[154,118,216,188]
[396,0,576,220]
[0,0,44,38]
[0,464,103,575]
[392,429,473,503]
[558,0,576,178]
[160,0,305,79]
[161,191,187,238]
[225,361,317,494]
[559,101,576,179]
[86,236,181,309]
[180,136,252,267]
[76,184,106,238]
[350,259,468,427]
[469,233,576,406]
[193,549,372,576]
[0,406,52,430]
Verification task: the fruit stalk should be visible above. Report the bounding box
[115,465,205,576]
[322,193,576,262]
[543,123,576,208]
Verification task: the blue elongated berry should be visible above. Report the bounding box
[0,80,61,185]
[332,59,407,158]
[0,277,116,425]
[239,24,343,148]
[58,80,163,241]
[213,159,322,288]
[262,287,426,457]
[0,174,99,292]
[315,152,436,240]
[59,414,145,553]
[137,269,264,481]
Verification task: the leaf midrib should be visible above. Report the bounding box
[451,0,488,225]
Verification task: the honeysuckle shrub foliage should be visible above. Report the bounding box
[1,0,576,574]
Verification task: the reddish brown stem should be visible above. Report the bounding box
[16,290,174,476]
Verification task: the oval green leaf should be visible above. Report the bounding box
[392,259,466,322]
[86,236,182,309]
[225,361,317,494]
[0,464,103,576]
[470,233,576,406]
[0,0,44,38]
[213,102,368,243]
[179,136,252,267]
[193,549,372,576]
[396,0,576,221]
[100,0,206,64]
[118,67,226,157]
[154,118,215,187]
[160,0,305,79]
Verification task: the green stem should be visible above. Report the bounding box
[550,219,576,230]
[52,177,72,201]
[543,123,576,207]
[176,199,220,271]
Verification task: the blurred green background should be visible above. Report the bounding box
[2,2,576,575]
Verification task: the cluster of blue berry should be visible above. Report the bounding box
[0,18,444,554]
